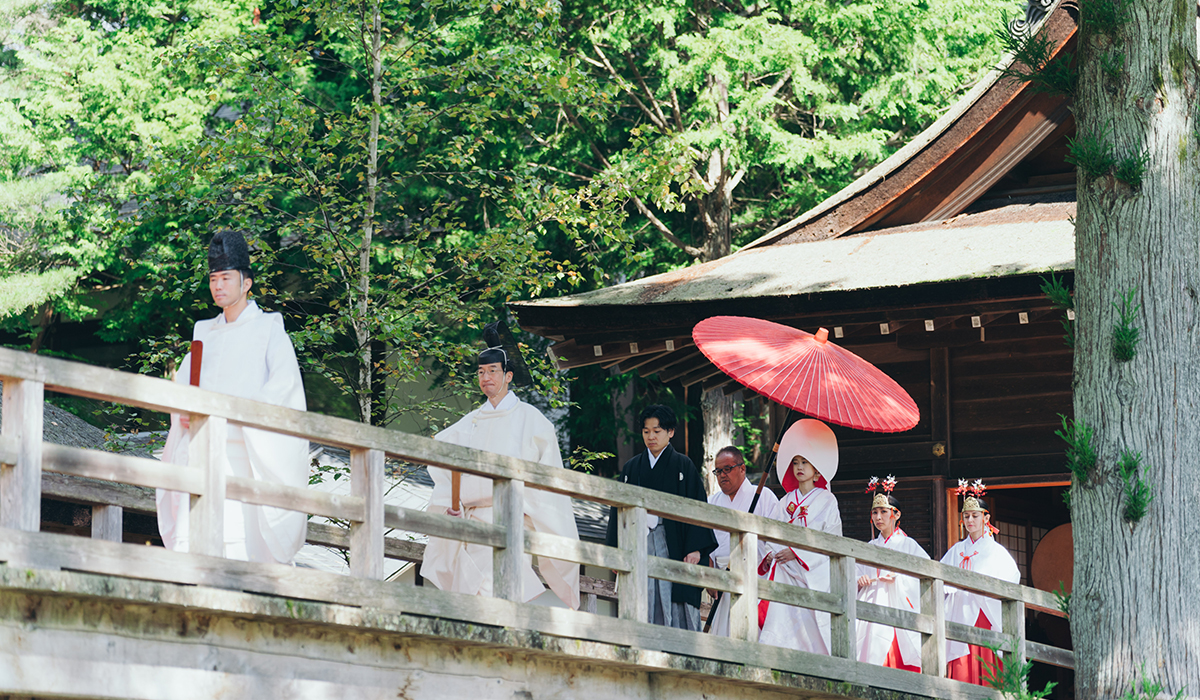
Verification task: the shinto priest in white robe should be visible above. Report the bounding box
[707,477,779,637]
[157,301,309,564]
[940,533,1020,663]
[421,392,580,608]
[758,419,843,654]
[856,528,930,670]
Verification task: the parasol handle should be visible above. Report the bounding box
[189,341,203,387]
[748,407,793,514]
[451,471,461,512]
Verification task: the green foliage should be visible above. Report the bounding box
[1114,150,1150,189]
[1056,414,1097,485]
[1118,450,1153,523]
[983,643,1056,699]
[567,446,613,474]
[1119,667,1186,700]
[1040,272,1073,312]
[1112,287,1141,362]
[1039,272,1074,348]
[1061,487,1072,509]
[995,22,1077,97]
[1080,0,1131,37]
[1066,128,1118,180]
[1053,581,1071,618]
[0,268,80,319]
[562,0,1021,267]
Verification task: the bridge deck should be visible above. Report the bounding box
[0,348,1070,699]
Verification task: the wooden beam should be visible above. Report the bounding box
[90,504,122,542]
[677,364,725,388]
[550,338,691,370]
[383,504,504,548]
[841,442,938,465]
[920,578,947,676]
[188,414,226,557]
[828,555,857,660]
[1,378,43,532]
[655,353,714,383]
[513,275,1066,345]
[493,478,525,602]
[616,506,648,623]
[349,448,385,580]
[635,349,701,378]
[612,351,670,373]
[930,346,951,470]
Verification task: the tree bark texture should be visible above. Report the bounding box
[356,0,384,425]
[700,388,734,496]
[1072,4,1200,697]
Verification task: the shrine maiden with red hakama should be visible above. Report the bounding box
[940,481,1019,684]
[855,477,929,672]
[758,419,843,654]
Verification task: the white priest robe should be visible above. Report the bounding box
[940,534,1020,663]
[758,487,842,654]
[707,479,779,637]
[157,301,309,564]
[421,393,580,609]
[856,529,930,670]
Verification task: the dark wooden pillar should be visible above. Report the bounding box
[930,347,951,558]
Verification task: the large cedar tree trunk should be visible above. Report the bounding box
[700,388,734,494]
[1071,4,1199,697]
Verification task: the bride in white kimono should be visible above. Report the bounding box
[758,419,842,654]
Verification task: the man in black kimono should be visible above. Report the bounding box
[606,404,717,630]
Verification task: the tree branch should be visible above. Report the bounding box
[590,43,667,130]
[632,196,702,258]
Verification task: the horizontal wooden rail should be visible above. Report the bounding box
[524,530,630,572]
[759,577,842,615]
[646,555,740,594]
[383,504,504,548]
[227,475,364,522]
[857,600,935,636]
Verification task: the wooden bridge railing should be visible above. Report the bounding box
[0,348,1072,699]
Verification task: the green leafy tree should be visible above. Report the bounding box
[134,0,669,429]
[0,0,263,349]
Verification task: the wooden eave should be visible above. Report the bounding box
[742,2,1079,248]
[518,272,1072,378]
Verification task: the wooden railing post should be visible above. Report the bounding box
[91,505,123,542]
[921,577,947,676]
[1002,599,1027,667]
[492,478,525,602]
[829,554,857,659]
[349,448,385,579]
[728,529,758,641]
[187,414,226,557]
[0,378,44,532]
[616,506,648,623]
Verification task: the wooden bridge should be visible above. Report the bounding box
[0,348,1072,699]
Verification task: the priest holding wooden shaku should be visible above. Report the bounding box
[420,323,581,608]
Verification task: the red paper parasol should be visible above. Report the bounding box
[692,316,919,433]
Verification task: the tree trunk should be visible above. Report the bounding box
[356,0,383,425]
[1072,5,1199,697]
[700,388,734,495]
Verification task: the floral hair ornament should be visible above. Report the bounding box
[961,479,988,513]
[867,475,899,511]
